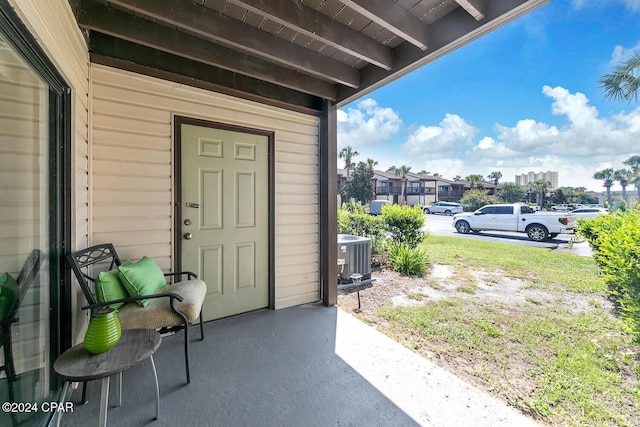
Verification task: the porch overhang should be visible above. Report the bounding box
[70,0,550,112]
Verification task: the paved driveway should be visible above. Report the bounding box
[421,213,592,256]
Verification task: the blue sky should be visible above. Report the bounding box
[337,0,640,192]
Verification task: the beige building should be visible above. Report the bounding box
[515,171,559,190]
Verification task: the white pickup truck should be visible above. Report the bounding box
[452,204,576,242]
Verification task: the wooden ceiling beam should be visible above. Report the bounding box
[76,2,338,99]
[104,0,359,88]
[224,0,393,71]
[455,0,485,21]
[339,0,430,51]
[88,36,324,112]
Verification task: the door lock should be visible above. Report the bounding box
[183,232,193,240]
[184,218,192,226]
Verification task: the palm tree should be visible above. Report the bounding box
[365,158,378,169]
[593,168,615,206]
[394,165,411,205]
[529,180,550,207]
[599,51,640,103]
[623,155,640,173]
[614,169,631,203]
[418,170,430,175]
[632,175,640,205]
[488,171,502,186]
[339,146,359,179]
[465,174,483,189]
[624,155,640,202]
[453,175,462,181]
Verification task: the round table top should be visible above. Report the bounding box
[54,329,162,382]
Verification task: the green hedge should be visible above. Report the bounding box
[338,203,428,255]
[577,209,640,342]
[381,204,426,248]
[337,207,386,239]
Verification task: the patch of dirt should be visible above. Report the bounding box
[338,265,614,315]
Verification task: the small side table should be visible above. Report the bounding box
[54,329,162,426]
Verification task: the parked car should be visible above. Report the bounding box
[570,207,609,219]
[423,202,463,216]
[552,204,573,211]
[452,203,576,242]
[369,200,390,215]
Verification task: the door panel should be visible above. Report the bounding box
[181,124,269,321]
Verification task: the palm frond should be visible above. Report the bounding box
[599,52,640,103]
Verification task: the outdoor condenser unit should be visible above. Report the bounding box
[337,234,371,285]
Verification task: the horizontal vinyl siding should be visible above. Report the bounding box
[90,64,321,309]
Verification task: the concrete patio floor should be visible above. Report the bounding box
[58,304,540,427]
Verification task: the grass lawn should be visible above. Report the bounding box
[363,235,640,427]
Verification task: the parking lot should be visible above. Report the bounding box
[420,213,592,256]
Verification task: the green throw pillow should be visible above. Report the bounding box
[0,272,19,320]
[118,256,166,307]
[95,260,131,310]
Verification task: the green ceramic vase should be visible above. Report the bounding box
[84,308,121,354]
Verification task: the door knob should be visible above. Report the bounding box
[183,232,193,240]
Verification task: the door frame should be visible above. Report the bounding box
[173,115,275,311]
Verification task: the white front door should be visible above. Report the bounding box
[180,123,269,321]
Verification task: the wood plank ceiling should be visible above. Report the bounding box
[70,0,549,111]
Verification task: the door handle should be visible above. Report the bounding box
[183,232,193,240]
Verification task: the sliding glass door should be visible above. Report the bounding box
[0,5,69,426]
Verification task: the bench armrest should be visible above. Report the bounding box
[164,271,198,281]
[81,292,184,311]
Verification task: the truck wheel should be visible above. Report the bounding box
[455,220,471,234]
[444,210,452,216]
[423,208,431,214]
[526,224,549,242]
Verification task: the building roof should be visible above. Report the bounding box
[71,0,548,111]
[373,169,401,180]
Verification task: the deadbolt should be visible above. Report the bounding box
[183,232,193,240]
[184,218,192,226]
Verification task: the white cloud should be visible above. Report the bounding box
[401,114,477,158]
[475,86,640,189]
[337,98,402,149]
[609,41,640,65]
[476,137,495,150]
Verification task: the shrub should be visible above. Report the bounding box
[460,189,497,211]
[388,243,430,276]
[380,204,426,248]
[577,209,640,342]
[337,207,386,239]
[370,236,390,256]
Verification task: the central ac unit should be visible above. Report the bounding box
[337,234,371,285]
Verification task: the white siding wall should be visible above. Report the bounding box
[90,64,320,309]
[8,0,90,342]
